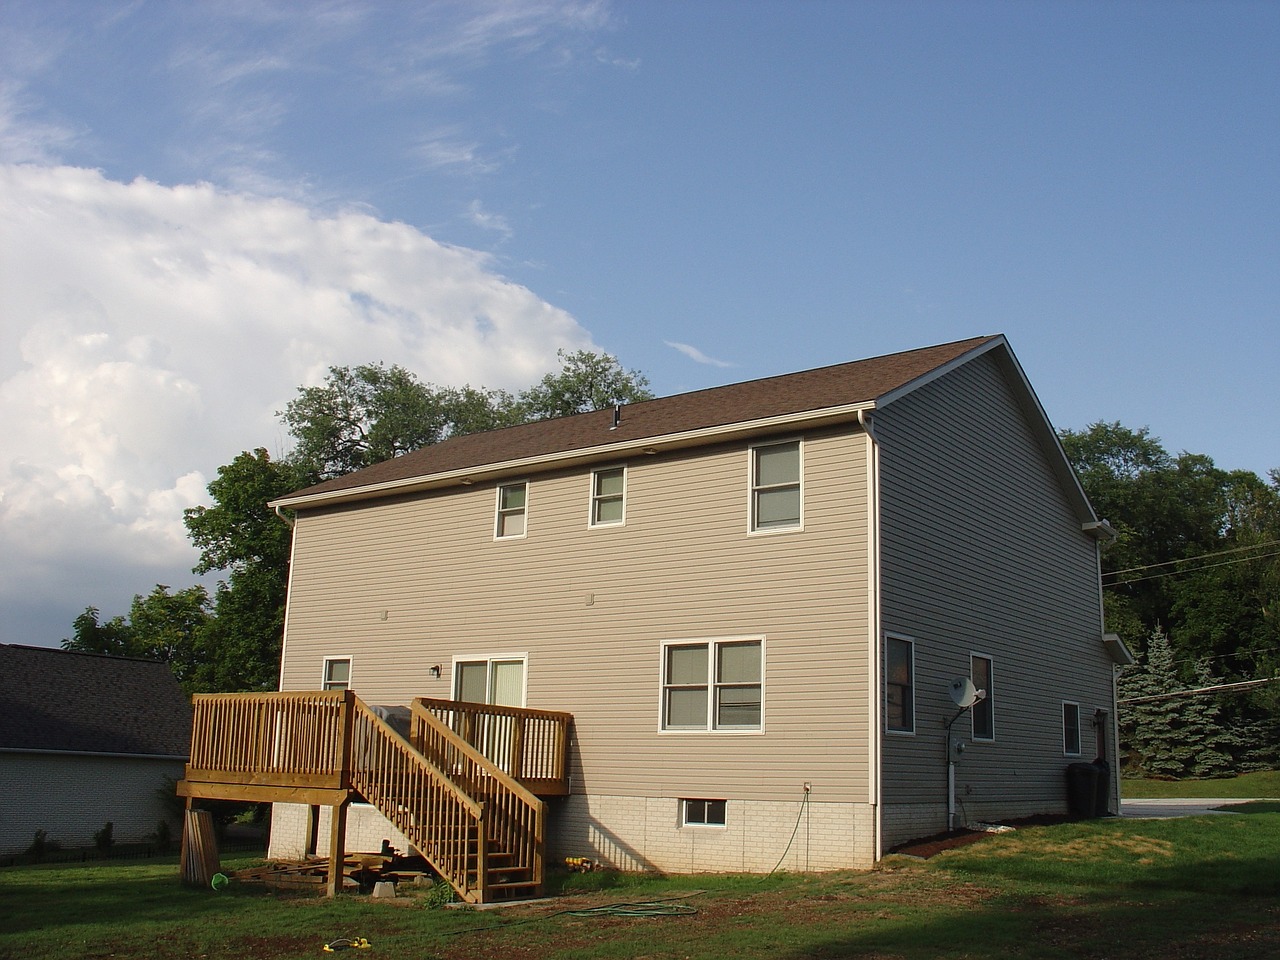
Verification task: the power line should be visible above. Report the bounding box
[1105,538,1280,579]
[1105,549,1280,587]
[1118,677,1280,705]
[1168,644,1280,669]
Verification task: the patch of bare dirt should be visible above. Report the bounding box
[888,813,1076,859]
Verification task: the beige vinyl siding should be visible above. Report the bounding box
[875,352,1111,836]
[281,426,873,804]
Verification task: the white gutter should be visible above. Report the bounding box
[272,401,877,511]
[857,408,883,862]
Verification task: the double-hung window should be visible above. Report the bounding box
[590,467,626,527]
[662,638,763,731]
[885,635,915,733]
[750,440,802,532]
[971,654,995,741]
[495,482,528,539]
[322,657,351,691]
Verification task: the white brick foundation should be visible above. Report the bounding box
[268,795,877,873]
[268,803,414,860]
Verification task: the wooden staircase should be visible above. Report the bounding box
[178,690,570,903]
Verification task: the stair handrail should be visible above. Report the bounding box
[409,700,542,807]
[348,699,487,901]
[410,699,545,898]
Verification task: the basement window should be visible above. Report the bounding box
[682,799,727,827]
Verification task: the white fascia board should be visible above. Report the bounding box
[271,401,876,511]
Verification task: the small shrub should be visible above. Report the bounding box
[93,822,114,853]
[420,879,456,909]
[150,820,173,853]
[24,830,54,862]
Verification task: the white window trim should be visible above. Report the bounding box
[884,633,916,736]
[450,653,529,707]
[658,636,765,734]
[322,655,353,691]
[680,798,728,829]
[1062,700,1082,757]
[494,480,529,541]
[588,465,627,528]
[747,437,804,535]
[971,652,995,742]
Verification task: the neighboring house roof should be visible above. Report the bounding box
[274,334,1098,529]
[0,644,192,758]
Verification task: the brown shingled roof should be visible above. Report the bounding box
[0,644,192,757]
[281,335,1001,504]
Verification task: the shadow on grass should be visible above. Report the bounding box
[776,885,1280,960]
[0,860,312,938]
[777,816,1280,960]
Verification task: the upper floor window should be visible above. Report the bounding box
[971,654,995,741]
[590,466,626,527]
[322,657,351,691]
[662,638,763,731]
[885,635,915,734]
[495,482,528,539]
[750,440,802,532]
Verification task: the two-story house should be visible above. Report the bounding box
[180,334,1125,901]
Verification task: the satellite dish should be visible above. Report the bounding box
[948,677,979,708]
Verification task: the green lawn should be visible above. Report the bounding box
[3,813,1279,960]
[1122,768,1280,798]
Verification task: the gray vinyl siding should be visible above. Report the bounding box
[281,427,873,804]
[875,352,1110,835]
[0,754,185,854]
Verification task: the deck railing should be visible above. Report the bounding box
[181,691,568,902]
[416,698,571,794]
[186,690,352,789]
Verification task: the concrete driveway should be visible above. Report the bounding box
[1120,797,1248,818]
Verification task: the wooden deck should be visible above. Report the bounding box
[177,691,571,902]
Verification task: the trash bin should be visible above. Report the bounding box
[1091,759,1111,817]
[1066,762,1099,818]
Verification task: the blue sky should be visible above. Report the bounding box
[1,1,1277,645]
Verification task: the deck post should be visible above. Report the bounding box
[326,799,350,898]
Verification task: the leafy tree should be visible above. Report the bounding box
[1060,422,1280,659]
[1063,422,1280,776]
[181,449,311,691]
[513,349,653,421]
[279,363,522,480]
[126,584,212,683]
[64,606,134,657]
[63,585,212,689]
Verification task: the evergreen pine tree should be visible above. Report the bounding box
[1119,627,1237,778]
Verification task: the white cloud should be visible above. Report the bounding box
[0,164,594,643]
[664,341,734,369]
[467,199,515,239]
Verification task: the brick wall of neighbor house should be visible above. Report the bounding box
[875,351,1112,847]
[276,424,878,869]
[550,794,877,873]
[0,754,186,854]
